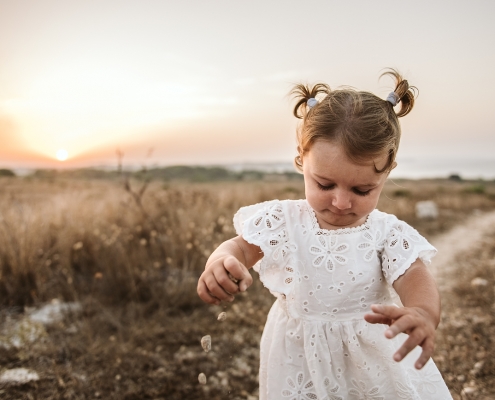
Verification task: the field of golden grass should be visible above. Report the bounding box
[0,176,494,399]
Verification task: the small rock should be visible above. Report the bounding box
[230,357,252,377]
[29,301,82,325]
[471,277,488,287]
[0,368,40,385]
[415,201,438,219]
[461,386,477,395]
[198,373,207,385]
[173,345,197,363]
[65,324,78,334]
[201,335,211,353]
[72,241,83,250]
[217,312,227,321]
[0,319,47,349]
[216,370,229,387]
[475,350,486,359]
[434,355,445,363]
[470,360,484,376]
[228,273,239,284]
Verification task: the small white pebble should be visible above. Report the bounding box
[228,273,239,284]
[201,335,211,352]
[217,312,227,321]
[198,373,207,385]
[0,368,40,384]
[461,386,477,394]
[471,277,488,287]
[470,360,484,376]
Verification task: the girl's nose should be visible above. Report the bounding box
[331,190,351,210]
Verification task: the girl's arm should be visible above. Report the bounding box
[197,235,263,305]
[364,258,440,369]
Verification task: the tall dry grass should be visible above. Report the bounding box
[0,178,303,310]
[0,176,493,310]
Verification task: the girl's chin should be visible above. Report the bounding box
[318,211,366,229]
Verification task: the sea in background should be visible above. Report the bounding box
[390,157,495,180]
[8,157,495,180]
[226,157,495,180]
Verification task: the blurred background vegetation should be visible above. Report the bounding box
[0,172,494,399]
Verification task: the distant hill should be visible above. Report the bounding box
[28,165,303,182]
[0,168,15,177]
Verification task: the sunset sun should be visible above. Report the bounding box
[56,149,68,161]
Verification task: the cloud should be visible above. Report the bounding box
[234,77,257,86]
[264,71,299,82]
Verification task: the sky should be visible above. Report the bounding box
[1,0,494,176]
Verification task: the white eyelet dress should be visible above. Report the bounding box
[234,199,452,400]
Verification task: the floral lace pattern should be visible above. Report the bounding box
[282,372,318,399]
[233,200,452,400]
[309,235,349,272]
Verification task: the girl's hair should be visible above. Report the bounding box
[291,69,417,173]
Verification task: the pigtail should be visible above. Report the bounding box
[290,83,331,119]
[380,69,418,117]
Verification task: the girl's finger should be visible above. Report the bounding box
[224,256,253,292]
[197,280,220,305]
[392,329,426,362]
[363,313,392,325]
[212,266,240,295]
[414,338,435,369]
[370,304,404,320]
[239,272,253,292]
[394,336,417,362]
[385,314,417,338]
[204,274,235,302]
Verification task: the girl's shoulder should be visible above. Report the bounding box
[367,209,410,236]
[233,199,303,232]
[369,209,401,225]
[370,209,426,244]
[235,199,304,218]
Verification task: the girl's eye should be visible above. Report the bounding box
[317,182,334,191]
[353,188,371,196]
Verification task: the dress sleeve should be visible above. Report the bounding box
[380,216,437,286]
[233,200,297,296]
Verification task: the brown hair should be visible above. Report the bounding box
[291,69,417,173]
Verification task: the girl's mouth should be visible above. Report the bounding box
[329,209,351,216]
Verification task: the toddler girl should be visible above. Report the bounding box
[197,69,452,399]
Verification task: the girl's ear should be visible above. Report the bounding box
[295,154,304,171]
[386,161,397,177]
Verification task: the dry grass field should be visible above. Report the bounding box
[0,175,494,399]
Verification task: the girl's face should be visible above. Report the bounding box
[302,140,391,230]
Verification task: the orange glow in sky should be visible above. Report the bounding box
[56,149,68,161]
[1,1,494,170]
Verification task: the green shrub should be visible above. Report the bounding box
[0,168,15,177]
[464,184,486,194]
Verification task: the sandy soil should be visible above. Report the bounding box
[430,209,495,291]
[1,210,495,399]
[430,210,495,399]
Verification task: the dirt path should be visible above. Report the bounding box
[430,210,495,291]
[429,210,495,399]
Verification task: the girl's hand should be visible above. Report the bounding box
[364,304,436,370]
[197,255,253,305]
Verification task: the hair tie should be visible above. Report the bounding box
[386,92,400,106]
[307,98,318,109]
